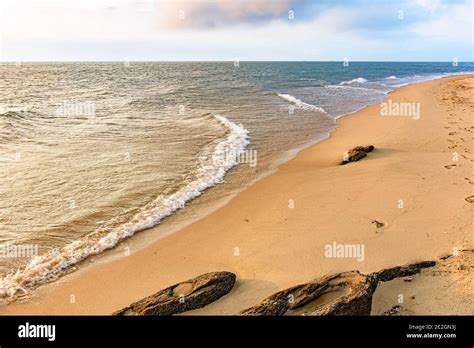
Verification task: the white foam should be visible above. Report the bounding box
[325,85,386,94]
[0,114,250,302]
[339,77,368,85]
[386,75,398,80]
[277,93,327,114]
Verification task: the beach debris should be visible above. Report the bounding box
[113,271,236,316]
[372,220,385,229]
[240,271,378,316]
[341,145,375,165]
[372,260,436,282]
[240,260,436,316]
[381,305,415,316]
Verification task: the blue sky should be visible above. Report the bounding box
[0,0,472,61]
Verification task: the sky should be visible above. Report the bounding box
[0,0,472,62]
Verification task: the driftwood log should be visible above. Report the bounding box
[114,271,236,316]
[112,259,443,316]
[341,145,375,165]
[240,271,378,316]
[240,260,435,316]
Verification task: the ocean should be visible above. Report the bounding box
[0,61,473,301]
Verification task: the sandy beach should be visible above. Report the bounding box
[1,74,472,315]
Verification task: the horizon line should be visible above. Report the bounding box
[1,60,473,64]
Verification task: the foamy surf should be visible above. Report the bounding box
[0,113,250,302]
[324,85,386,94]
[277,93,328,114]
[339,77,368,85]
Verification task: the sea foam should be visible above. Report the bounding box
[324,85,386,94]
[277,93,327,114]
[0,113,249,302]
[339,77,368,85]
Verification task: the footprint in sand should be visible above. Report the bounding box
[465,196,474,203]
[463,178,474,185]
[444,164,457,169]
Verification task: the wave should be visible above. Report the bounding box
[339,77,368,85]
[324,85,386,94]
[0,111,27,120]
[0,113,249,302]
[277,93,327,114]
[0,110,40,142]
[386,75,398,80]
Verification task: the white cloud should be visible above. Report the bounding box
[411,2,473,41]
[153,0,299,28]
[413,0,445,15]
[1,0,472,61]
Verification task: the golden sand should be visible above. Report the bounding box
[1,75,472,315]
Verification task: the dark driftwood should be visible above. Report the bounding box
[113,259,438,316]
[114,271,236,316]
[341,145,375,165]
[371,260,436,282]
[240,260,436,316]
[240,271,378,316]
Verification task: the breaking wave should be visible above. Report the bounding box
[0,113,250,302]
[277,93,328,114]
[339,77,368,85]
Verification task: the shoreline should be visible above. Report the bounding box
[1,74,472,315]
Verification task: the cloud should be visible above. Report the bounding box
[153,0,303,29]
[1,0,472,61]
[410,1,473,41]
[412,0,444,15]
